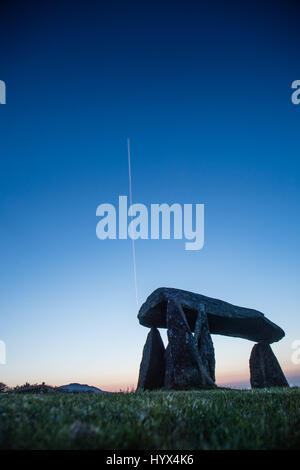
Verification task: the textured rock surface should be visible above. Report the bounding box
[164,344,175,388]
[137,327,165,390]
[166,300,215,389]
[195,305,215,382]
[138,287,284,343]
[249,342,289,388]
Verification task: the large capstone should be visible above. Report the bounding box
[165,300,215,389]
[249,342,289,388]
[137,327,165,390]
[138,287,285,343]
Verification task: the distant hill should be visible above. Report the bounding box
[57,383,107,393]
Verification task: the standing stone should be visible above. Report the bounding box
[249,342,289,388]
[166,300,215,389]
[164,344,175,388]
[195,305,215,382]
[137,327,165,390]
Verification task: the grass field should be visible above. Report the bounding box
[0,388,299,450]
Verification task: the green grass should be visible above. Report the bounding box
[0,388,299,450]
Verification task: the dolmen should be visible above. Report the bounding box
[137,287,288,390]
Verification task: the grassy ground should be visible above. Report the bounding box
[0,388,299,450]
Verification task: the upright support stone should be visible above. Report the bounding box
[194,304,215,382]
[166,300,215,389]
[137,327,165,390]
[249,342,289,388]
[164,344,175,388]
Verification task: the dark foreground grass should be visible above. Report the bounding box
[0,388,299,450]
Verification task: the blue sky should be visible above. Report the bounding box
[1,1,300,390]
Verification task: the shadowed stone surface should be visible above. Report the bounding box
[137,327,165,390]
[138,287,285,343]
[195,305,215,382]
[164,344,175,388]
[166,300,216,389]
[249,342,289,388]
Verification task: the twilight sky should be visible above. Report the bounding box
[1,0,300,390]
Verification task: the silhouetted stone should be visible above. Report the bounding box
[166,300,215,389]
[138,287,285,343]
[195,305,215,382]
[164,344,175,388]
[249,342,289,388]
[137,327,165,390]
